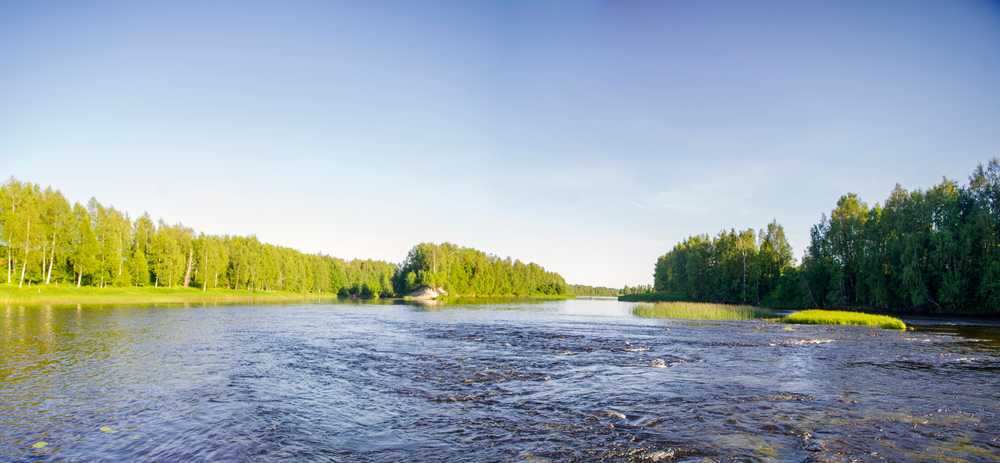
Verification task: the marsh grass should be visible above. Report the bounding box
[0,284,337,306]
[782,309,907,330]
[633,302,775,321]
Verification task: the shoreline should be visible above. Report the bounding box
[1,285,580,307]
[0,285,339,306]
[618,293,1000,319]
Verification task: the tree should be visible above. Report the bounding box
[10,183,41,288]
[39,188,73,285]
[129,214,154,286]
[68,203,99,287]
[151,222,183,287]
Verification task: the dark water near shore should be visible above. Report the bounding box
[1,300,998,462]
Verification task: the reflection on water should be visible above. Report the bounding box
[1,300,998,462]
[912,324,1000,349]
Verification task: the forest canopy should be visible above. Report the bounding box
[0,179,395,298]
[392,242,569,297]
[568,284,621,297]
[648,159,1000,314]
[0,180,574,299]
[652,220,797,306]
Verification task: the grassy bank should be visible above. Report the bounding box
[783,309,907,330]
[0,285,338,306]
[633,302,775,321]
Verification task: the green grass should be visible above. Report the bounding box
[633,301,775,321]
[0,284,337,306]
[782,309,907,330]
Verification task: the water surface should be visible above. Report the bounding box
[2,300,998,462]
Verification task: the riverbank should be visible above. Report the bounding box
[619,293,999,318]
[0,285,338,306]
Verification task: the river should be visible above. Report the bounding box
[1,299,998,462]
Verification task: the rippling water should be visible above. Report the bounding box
[1,300,998,462]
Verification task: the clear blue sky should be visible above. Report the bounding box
[2,1,999,287]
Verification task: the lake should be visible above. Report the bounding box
[1,299,998,462]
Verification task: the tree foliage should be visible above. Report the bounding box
[0,178,399,296]
[392,242,568,297]
[0,179,577,300]
[800,159,1000,314]
[648,159,1000,314]
[653,220,795,306]
[568,284,621,297]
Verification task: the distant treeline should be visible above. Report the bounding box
[0,180,571,299]
[568,284,621,297]
[620,284,653,297]
[392,242,569,297]
[645,159,1000,315]
[618,291,686,303]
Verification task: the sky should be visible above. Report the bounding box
[2,1,999,287]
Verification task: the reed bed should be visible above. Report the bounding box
[633,302,775,321]
[782,309,907,330]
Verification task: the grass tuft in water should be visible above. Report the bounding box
[782,309,906,330]
[633,302,774,321]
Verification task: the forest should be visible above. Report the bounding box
[0,180,573,299]
[0,179,395,298]
[568,284,621,297]
[647,159,1000,314]
[649,221,797,306]
[392,242,570,297]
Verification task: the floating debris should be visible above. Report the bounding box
[650,358,668,368]
[31,441,48,449]
[100,426,116,433]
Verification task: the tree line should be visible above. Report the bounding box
[568,284,621,297]
[649,159,1000,314]
[392,242,570,297]
[0,180,575,299]
[652,220,797,306]
[0,179,397,297]
[621,284,654,295]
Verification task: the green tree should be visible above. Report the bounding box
[39,188,73,285]
[392,242,567,297]
[68,203,99,287]
[129,214,155,286]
